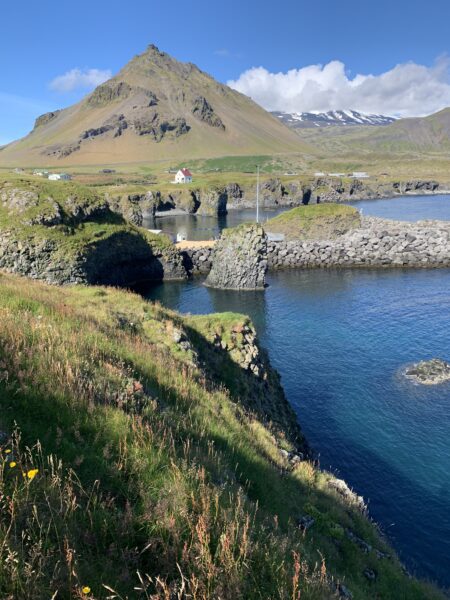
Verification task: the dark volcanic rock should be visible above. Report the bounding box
[86,81,132,107]
[405,358,450,385]
[34,110,61,128]
[192,96,225,129]
[81,114,128,140]
[205,223,267,290]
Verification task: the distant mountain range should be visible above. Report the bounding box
[296,107,450,154]
[0,45,306,167]
[272,110,397,129]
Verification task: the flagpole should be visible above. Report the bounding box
[256,165,260,224]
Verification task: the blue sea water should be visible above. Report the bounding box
[350,193,450,222]
[145,194,450,242]
[142,196,450,586]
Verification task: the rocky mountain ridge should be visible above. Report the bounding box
[273,109,397,129]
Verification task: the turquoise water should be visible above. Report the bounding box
[350,193,450,221]
[143,269,450,586]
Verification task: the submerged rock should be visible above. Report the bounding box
[405,358,450,385]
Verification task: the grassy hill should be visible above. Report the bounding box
[0,45,309,168]
[0,273,444,599]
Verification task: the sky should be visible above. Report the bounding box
[1,0,450,145]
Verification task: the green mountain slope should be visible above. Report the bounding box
[0,45,308,167]
[0,273,443,599]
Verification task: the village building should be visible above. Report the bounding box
[174,168,192,184]
[48,173,71,181]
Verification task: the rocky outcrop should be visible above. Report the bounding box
[34,110,61,129]
[81,114,128,140]
[192,96,225,129]
[0,229,186,286]
[86,81,132,107]
[393,180,440,194]
[189,315,307,452]
[107,191,160,225]
[133,113,190,140]
[196,187,228,216]
[405,359,450,385]
[205,223,267,289]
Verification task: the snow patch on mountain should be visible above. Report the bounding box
[273,109,397,128]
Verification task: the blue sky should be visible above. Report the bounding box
[1,0,450,144]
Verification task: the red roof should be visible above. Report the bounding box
[180,168,192,177]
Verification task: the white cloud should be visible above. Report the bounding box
[228,57,450,117]
[49,68,112,93]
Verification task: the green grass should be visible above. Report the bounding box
[0,273,444,599]
[265,204,361,241]
[0,175,172,260]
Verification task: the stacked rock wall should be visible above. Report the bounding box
[266,218,450,269]
[183,218,450,273]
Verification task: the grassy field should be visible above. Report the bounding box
[0,273,444,599]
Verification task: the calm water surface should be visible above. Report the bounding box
[142,195,450,586]
[350,193,450,221]
[145,194,450,241]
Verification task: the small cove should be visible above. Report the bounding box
[142,194,450,586]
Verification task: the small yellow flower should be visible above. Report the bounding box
[5,449,11,454]
[82,586,91,594]
[9,461,16,468]
[27,469,39,481]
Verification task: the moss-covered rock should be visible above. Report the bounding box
[265,203,361,241]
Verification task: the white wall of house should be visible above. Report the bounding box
[175,169,192,184]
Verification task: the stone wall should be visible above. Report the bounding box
[183,217,450,273]
[181,246,214,274]
[267,217,450,269]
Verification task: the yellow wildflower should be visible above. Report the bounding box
[82,586,91,594]
[9,461,16,468]
[27,469,39,481]
[5,449,11,454]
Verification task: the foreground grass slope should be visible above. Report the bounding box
[0,274,443,599]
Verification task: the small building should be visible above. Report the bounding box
[13,167,24,174]
[350,171,369,178]
[174,168,192,184]
[33,169,49,177]
[328,172,346,178]
[314,172,326,177]
[48,173,71,181]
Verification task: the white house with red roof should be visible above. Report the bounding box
[174,168,192,184]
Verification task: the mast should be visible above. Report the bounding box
[256,165,260,224]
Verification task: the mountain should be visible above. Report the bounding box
[357,107,450,151]
[273,109,397,129]
[0,45,306,167]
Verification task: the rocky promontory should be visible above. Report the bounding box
[0,180,186,286]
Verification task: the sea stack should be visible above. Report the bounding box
[205,223,267,290]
